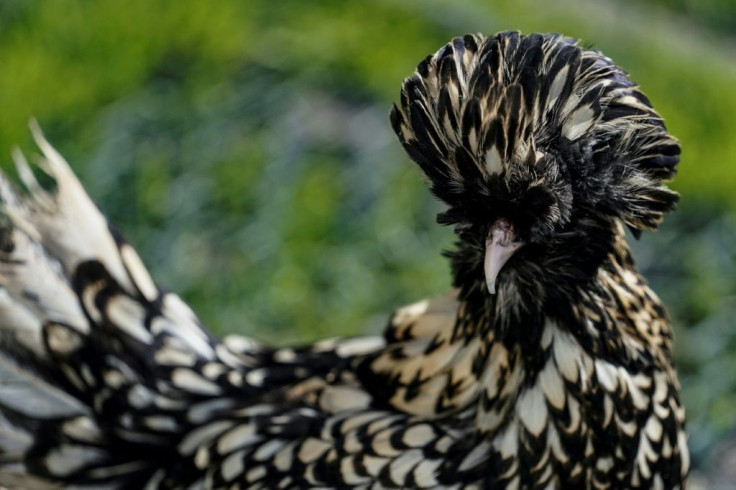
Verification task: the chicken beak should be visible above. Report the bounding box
[484,220,524,294]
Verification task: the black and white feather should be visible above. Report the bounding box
[0,31,687,489]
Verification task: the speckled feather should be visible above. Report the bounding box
[0,32,686,489]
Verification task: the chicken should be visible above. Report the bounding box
[0,31,687,489]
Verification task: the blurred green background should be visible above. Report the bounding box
[1,0,735,483]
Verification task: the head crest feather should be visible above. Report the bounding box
[391,32,680,233]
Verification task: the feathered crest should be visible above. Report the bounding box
[391,32,680,234]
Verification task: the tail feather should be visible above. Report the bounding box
[0,123,355,487]
[0,287,46,360]
[0,353,91,489]
[8,121,152,302]
[0,219,88,335]
[0,410,33,464]
[0,123,262,486]
[0,353,87,420]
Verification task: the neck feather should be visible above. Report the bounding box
[361,221,671,424]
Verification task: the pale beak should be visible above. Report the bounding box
[484,220,524,294]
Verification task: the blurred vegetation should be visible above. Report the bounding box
[1,0,735,479]
[645,0,736,36]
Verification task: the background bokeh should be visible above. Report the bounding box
[1,0,735,484]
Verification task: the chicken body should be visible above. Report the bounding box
[0,31,687,489]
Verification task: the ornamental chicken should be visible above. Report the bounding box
[0,31,687,489]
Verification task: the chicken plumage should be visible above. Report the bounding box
[0,31,687,489]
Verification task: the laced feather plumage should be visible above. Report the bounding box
[0,31,686,489]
